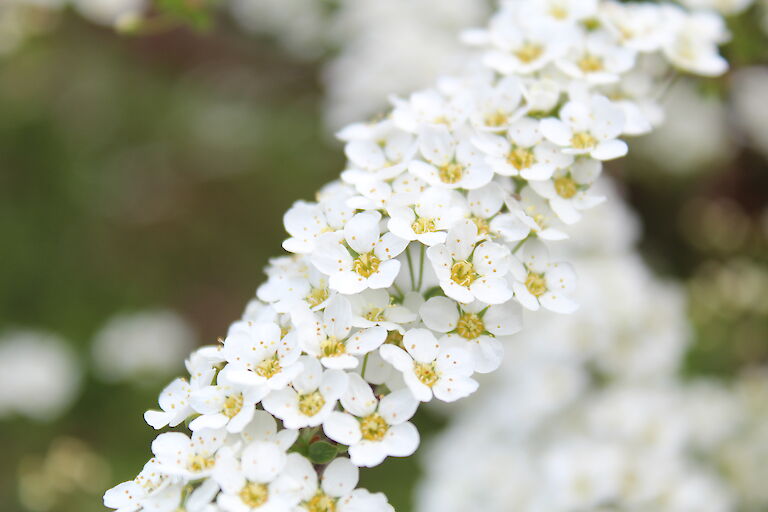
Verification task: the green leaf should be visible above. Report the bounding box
[308,441,338,464]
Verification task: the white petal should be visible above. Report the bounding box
[419,297,459,333]
[322,458,359,498]
[323,411,363,446]
[402,328,440,363]
[378,388,418,425]
[383,422,420,457]
[432,375,479,402]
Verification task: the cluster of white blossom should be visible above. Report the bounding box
[417,180,768,512]
[105,2,733,511]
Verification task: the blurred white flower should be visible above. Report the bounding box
[91,310,196,383]
[0,330,81,421]
[635,79,732,174]
[731,66,768,158]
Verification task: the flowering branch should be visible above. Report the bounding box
[104,1,730,511]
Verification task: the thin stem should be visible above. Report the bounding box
[417,244,426,291]
[511,235,530,254]
[361,353,370,380]
[405,245,416,290]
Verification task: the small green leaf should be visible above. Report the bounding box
[308,441,338,464]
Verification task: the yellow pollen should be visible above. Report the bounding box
[525,272,547,297]
[385,330,405,349]
[414,362,440,388]
[508,147,535,170]
[571,132,597,150]
[222,393,244,418]
[304,492,337,512]
[306,287,329,308]
[412,217,437,234]
[187,454,215,473]
[360,413,390,441]
[239,482,269,508]
[514,42,544,63]
[456,313,485,340]
[450,260,478,287]
[554,176,578,199]
[256,356,282,379]
[550,5,568,19]
[320,337,346,358]
[298,391,326,417]
[364,307,386,322]
[577,54,604,73]
[438,163,464,184]
[470,216,491,236]
[353,252,381,278]
[485,110,508,127]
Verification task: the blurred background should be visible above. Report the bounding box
[0,1,766,511]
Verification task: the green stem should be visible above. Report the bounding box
[361,353,370,380]
[417,244,426,291]
[405,245,416,290]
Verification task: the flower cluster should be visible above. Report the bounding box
[105,1,731,511]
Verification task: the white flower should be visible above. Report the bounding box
[339,120,416,186]
[527,160,605,225]
[257,259,331,314]
[214,442,300,512]
[663,7,729,77]
[469,76,526,131]
[427,220,514,304]
[347,289,418,331]
[482,8,575,75]
[311,211,408,294]
[391,88,471,133]
[387,186,466,246]
[409,125,494,190]
[510,239,578,314]
[380,328,477,402]
[420,296,522,373]
[297,295,387,370]
[152,428,226,479]
[222,321,303,391]
[103,459,181,512]
[472,117,573,180]
[262,356,348,429]
[188,366,269,433]
[282,183,355,255]
[144,345,223,430]
[324,374,420,467]
[540,95,628,161]
[556,33,636,85]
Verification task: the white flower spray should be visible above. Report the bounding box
[105,2,732,511]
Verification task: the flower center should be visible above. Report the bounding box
[364,307,386,322]
[360,413,390,441]
[222,393,244,418]
[578,54,604,73]
[485,110,508,127]
[450,260,478,287]
[438,163,464,184]
[353,252,381,278]
[298,391,326,417]
[385,330,404,349]
[525,272,547,297]
[256,356,282,379]
[550,5,568,19]
[514,42,544,63]
[187,454,215,473]
[456,313,485,340]
[571,132,597,150]
[470,216,491,236]
[304,492,336,512]
[240,482,269,508]
[320,336,346,358]
[414,362,440,388]
[508,147,535,170]
[306,286,329,308]
[554,176,578,199]
[412,217,437,234]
